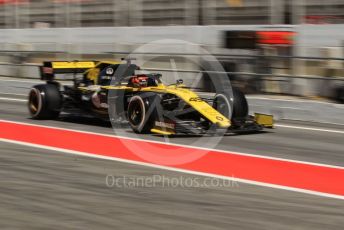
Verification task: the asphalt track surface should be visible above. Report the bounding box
[1,77,344,229]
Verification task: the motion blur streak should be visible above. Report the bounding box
[1,120,344,199]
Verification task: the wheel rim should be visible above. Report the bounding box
[28,88,41,115]
[128,99,144,127]
[214,95,230,118]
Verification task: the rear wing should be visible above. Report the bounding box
[40,61,97,80]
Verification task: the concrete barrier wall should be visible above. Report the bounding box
[0,25,344,98]
[0,24,343,53]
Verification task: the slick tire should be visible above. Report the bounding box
[232,87,249,119]
[28,84,61,119]
[127,93,158,134]
[213,93,231,118]
[213,87,248,120]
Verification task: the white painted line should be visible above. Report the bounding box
[1,119,344,170]
[0,137,343,200]
[0,78,41,83]
[275,124,344,134]
[247,96,344,107]
[0,92,27,96]
[0,77,73,84]
[0,97,27,102]
[278,106,305,110]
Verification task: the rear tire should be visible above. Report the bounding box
[28,84,61,119]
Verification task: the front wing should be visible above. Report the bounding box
[150,113,274,135]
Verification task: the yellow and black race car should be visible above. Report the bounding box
[28,60,273,135]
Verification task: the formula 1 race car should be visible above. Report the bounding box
[28,60,273,135]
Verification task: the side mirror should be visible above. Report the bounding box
[176,79,183,85]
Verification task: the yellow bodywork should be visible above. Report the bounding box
[101,84,231,129]
[150,128,176,135]
[83,61,121,84]
[50,61,120,70]
[86,68,101,83]
[48,61,121,85]
[254,113,274,128]
[51,61,96,69]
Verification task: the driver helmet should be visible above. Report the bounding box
[131,75,148,87]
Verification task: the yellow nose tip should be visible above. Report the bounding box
[216,121,231,129]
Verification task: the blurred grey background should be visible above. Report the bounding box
[0,0,344,102]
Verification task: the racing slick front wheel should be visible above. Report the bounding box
[213,93,231,118]
[213,87,248,120]
[28,84,61,119]
[232,87,249,119]
[127,94,157,134]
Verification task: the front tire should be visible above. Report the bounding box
[232,87,249,119]
[213,87,248,120]
[28,84,61,119]
[213,93,231,118]
[127,94,158,134]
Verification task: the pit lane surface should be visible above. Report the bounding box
[1,77,344,229]
[1,141,344,230]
